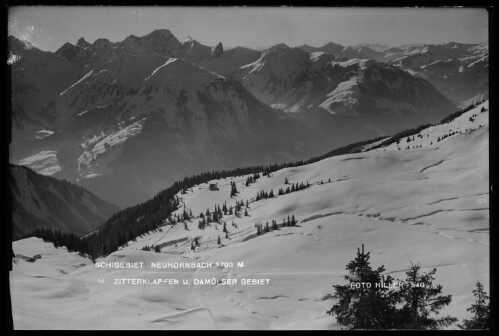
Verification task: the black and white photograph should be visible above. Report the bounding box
[7,6,491,330]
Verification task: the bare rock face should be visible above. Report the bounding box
[211,42,224,58]
[76,37,92,49]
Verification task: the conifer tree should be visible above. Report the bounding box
[217,235,221,245]
[328,244,401,329]
[458,281,490,329]
[231,181,238,198]
[272,220,278,231]
[397,263,457,329]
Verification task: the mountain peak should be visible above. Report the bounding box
[272,43,290,50]
[211,42,224,58]
[93,38,111,49]
[55,42,82,62]
[76,37,91,49]
[145,29,176,40]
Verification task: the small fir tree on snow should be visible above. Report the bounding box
[245,209,249,216]
[217,235,221,245]
[458,281,491,329]
[230,181,238,198]
[285,177,289,184]
[328,244,401,329]
[154,245,161,253]
[397,262,457,329]
[225,231,229,239]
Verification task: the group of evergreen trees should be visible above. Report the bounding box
[277,181,309,196]
[245,173,261,186]
[329,245,491,330]
[256,215,297,236]
[255,189,275,200]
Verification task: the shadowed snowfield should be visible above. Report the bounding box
[11,102,489,330]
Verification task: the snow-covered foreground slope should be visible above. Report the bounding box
[11,104,489,329]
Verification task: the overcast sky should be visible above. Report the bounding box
[8,6,489,52]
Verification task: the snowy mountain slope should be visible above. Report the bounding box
[363,100,489,152]
[11,102,489,329]
[10,165,119,238]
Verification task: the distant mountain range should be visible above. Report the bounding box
[8,29,488,207]
[299,41,488,105]
[231,44,456,145]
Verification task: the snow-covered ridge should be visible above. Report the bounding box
[365,100,488,152]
